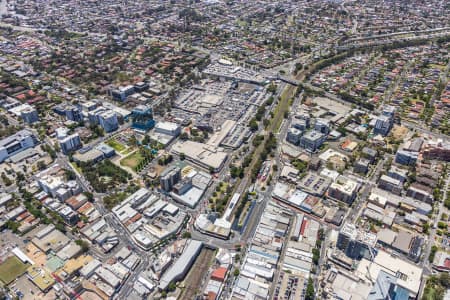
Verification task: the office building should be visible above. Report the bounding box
[361,147,378,163]
[422,139,450,162]
[292,119,308,131]
[172,177,193,195]
[110,85,135,102]
[134,82,149,93]
[79,101,97,112]
[299,130,326,152]
[286,127,302,145]
[160,166,181,192]
[382,105,396,119]
[358,250,423,299]
[9,104,39,124]
[354,158,370,175]
[406,183,433,203]
[337,223,377,260]
[98,110,119,133]
[0,130,37,162]
[295,113,310,127]
[65,105,82,122]
[387,166,408,183]
[373,115,392,136]
[395,150,418,166]
[314,118,330,135]
[378,175,403,195]
[131,105,155,131]
[327,176,359,205]
[21,106,39,124]
[59,133,82,154]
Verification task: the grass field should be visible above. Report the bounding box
[120,151,144,170]
[0,256,29,285]
[106,139,127,153]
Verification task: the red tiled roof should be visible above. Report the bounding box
[211,267,228,282]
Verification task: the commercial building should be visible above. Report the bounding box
[432,251,450,272]
[337,223,377,260]
[369,187,432,215]
[272,182,319,213]
[0,129,37,162]
[171,141,228,172]
[154,121,181,137]
[377,228,423,262]
[327,176,359,204]
[159,240,203,290]
[298,172,332,196]
[79,101,97,112]
[299,130,326,152]
[131,105,155,131]
[73,148,105,164]
[134,82,149,92]
[357,250,423,299]
[292,119,309,131]
[194,214,231,239]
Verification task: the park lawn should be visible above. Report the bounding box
[120,151,144,170]
[106,139,127,153]
[0,256,29,285]
[121,147,134,155]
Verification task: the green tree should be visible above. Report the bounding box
[312,248,320,265]
[180,132,189,140]
[83,192,94,202]
[429,245,438,263]
[249,118,258,131]
[305,277,315,300]
[55,223,66,233]
[167,282,176,292]
[75,239,90,253]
